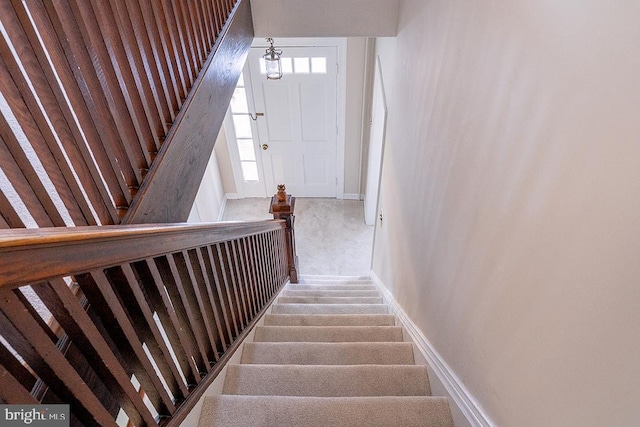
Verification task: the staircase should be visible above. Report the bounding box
[198,276,453,427]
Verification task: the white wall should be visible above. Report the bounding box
[372,0,640,426]
[188,130,227,222]
[344,38,367,197]
[251,0,399,37]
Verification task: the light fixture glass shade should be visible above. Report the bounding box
[263,38,283,80]
[264,55,282,80]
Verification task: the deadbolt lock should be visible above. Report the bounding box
[262,144,269,150]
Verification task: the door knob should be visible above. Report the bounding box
[262,144,269,150]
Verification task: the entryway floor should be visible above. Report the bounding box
[222,198,374,276]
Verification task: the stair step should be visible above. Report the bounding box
[200,395,452,427]
[264,314,396,326]
[298,275,372,284]
[286,284,377,291]
[254,326,403,342]
[223,364,432,396]
[281,289,380,297]
[271,303,389,315]
[241,342,415,365]
[278,296,383,304]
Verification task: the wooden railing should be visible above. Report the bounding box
[0,221,289,426]
[0,0,250,227]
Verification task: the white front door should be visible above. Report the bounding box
[247,46,338,197]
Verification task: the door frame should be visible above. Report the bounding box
[225,37,347,199]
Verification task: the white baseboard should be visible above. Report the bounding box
[342,193,361,200]
[225,193,242,200]
[369,271,494,427]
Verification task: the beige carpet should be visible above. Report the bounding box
[199,276,453,427]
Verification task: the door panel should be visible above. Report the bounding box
[263,85,294,141]
[300,83,328,141]
[248,46,338,197]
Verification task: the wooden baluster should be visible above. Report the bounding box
[0,288,119,426]
[185,249,222,363]
[170,0,197,83]
[81,269,174,417]
[198,0,214,50]
[111,0,170,140]
[31,279,166,422]
[213,243,240,338]
[221,241,248,330]
[186,0,205,64]
[143,258,197,391]
[260,234,275,299]
[118,264,187,400]
[212,0,224,35]
[272,230,283,288]
[256,233,271,298]
[263,232,276,295]
[240,237,259,317]
[68,0,151,180]
[149,0,187,104]
[228,240,251,325]
[153,256,204,384]
[44,0,141,204]
[125,0,177,126]
[0,365,38,404]
[195,247,228,355]
[246,235,264,307]
[204,246,234,348]
[167,252,210,373]
[0,134,56,228]
[7,0,120,225]
[275,228,286,284]
[0,339,37,400]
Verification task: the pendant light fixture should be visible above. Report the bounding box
[263,38,283,80]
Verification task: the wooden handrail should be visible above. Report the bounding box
[0,221,284,289]
[0,220,290,426]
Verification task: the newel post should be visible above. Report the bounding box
[269,185,299,283]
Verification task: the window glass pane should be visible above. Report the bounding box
[237,73,245,87]
[259,58,266,74]
[230,88,249,113]
[233,115,252,138]
[241,162,259,182]
[311,57,327,74]
[294,57,310,74]
[281,58,293,74]
[237,139,256,161]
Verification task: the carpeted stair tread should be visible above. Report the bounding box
[254,325,403,342]
[281,289,381,297]
[241,342,415,365]
[271,303,389,314]
[298,275,372,283]
[223,364,432,396]
[264,313,396,326]
[199,395,452,427]
[285,284,377,291]
[199,275,453,427]
[278,296,383,304]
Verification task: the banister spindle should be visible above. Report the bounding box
[205,245,234,347]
